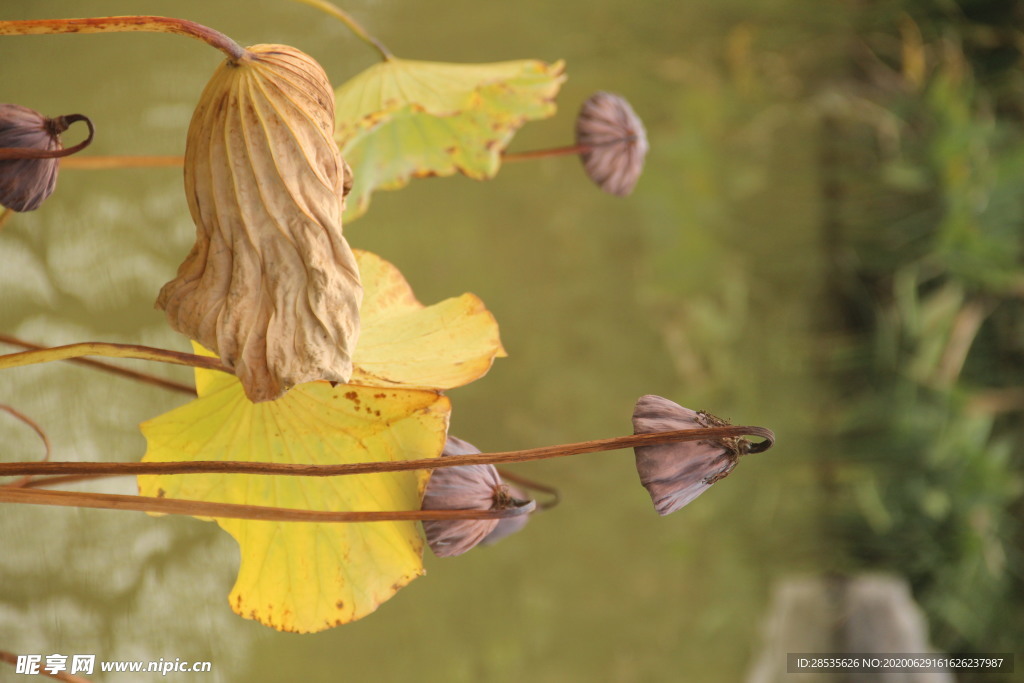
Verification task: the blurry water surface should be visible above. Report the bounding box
[1,0,844,680]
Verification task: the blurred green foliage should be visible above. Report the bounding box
[824,0,1024,670]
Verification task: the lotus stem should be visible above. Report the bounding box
[290,0,393,61]
[502,144,591,162]
[496,468,561,510]
[0,425,775,479]
[0,334,196,395]
[0,486,534,523]
[0,114,93,161]
[502,136,637,163]
[61,154,184,170]
[0,341,232,376]
[0,16,248,62]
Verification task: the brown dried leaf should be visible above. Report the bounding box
[157,45,361,403]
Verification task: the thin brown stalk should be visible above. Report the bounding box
[290,0,392,60]
[0,114,93,160]
[496,468,560,510]
[61,155,184,170]
[0,16,247,62]
[0,425,775,479]
[0,486,534,523]
[0,207,12,232]
[502,137,635,163]
[19,473,109,489]
[0,341,231,376]
[0,404,51,488]
[502,144,590,162]
[0,334,196,395]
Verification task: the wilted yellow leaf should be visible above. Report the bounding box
[351,250,507,389]
[140,372,448,632]
[140,250,504,632]
[334,58,566,220]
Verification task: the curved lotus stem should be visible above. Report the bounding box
[0,113,93,161]
[0,16,247,62]
[0,341,231,375]
[289,0,393,60]
[0,334,195,395]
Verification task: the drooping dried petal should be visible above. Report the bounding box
[575,92,648,196]
[422,436,531,557]
[157,45,361,403]
[0,104,93,211]
[632,395,747,515]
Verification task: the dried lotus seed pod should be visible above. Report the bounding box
[422,436,531,557]
[575,91,648,196]
[0,104,93,211]
[632,395,748,515]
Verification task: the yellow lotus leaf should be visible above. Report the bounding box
[351,249,507,389]
[139,373,449,632]
[139,250,504,632]
[334,58,566,220]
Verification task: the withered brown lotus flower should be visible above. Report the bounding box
[575,91,648,196]
[422,436,533,557]
[0,104,93,211]
[632,395,750,515]
[157,45,362,403]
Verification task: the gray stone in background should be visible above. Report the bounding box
[746,574,956,683]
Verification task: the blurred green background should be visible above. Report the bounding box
[1,0,1021,681]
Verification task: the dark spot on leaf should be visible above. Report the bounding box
[157,488,166,498]
[374,393,386,399]
[336,600,344,610]
[375,410,381,417]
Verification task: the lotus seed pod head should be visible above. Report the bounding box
[422,472,502,557]
[632,395,745,516]
[156,45,362,403]
[0,104,64,211]
[440,436,532,548]
[575,92,648,196]
[422,436,532,557]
